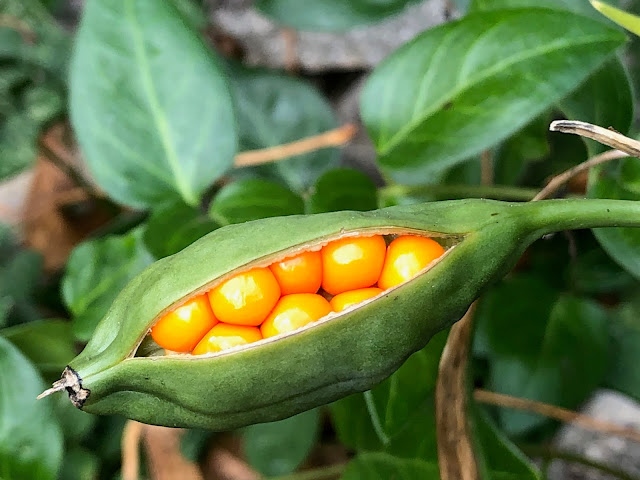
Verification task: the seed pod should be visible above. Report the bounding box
[41,199,640,430]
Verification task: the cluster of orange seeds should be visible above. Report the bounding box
[150,235,446,355]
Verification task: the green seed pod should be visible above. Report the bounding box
[41,199,640,430]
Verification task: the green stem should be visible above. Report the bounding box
[379,184,539,202]
[520,444,640,480]
[517,198,640,235]
[268,463,347,480]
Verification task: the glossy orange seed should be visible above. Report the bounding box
[270,250,322,295]
[151,294,218,352]
[329,287,384,312]
[208,267,281,326]
[378,236,445,290]
[192,323,262,355]
[321,235,386,295]
[261,294,332,339]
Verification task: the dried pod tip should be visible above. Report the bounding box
[37,366,90,408]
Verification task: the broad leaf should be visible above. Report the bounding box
[1,320,75,377]
[477,282,609,435]
[244,409,319,476]
[559,56,633,155]
[70,0,236,208]
[309,168,378,213]
[209,179,304,225]
[361,9,625,184]
[605,296,640,401]
[341,453,440,480]
[231,66,338,192]
[62,229,153,341]
[256,0,421,31]
[57,447,99,480]
[588,162,640,278]
[470,0,623,20]
[143,201,218,259]
[591,0,640,36]
[0,337,63,480]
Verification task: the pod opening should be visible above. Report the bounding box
[134,230,461,360]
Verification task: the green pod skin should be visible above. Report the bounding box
[46,199,640,430]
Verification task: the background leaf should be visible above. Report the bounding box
[244,409,319,476]
[591,0,640,36]
[255,0,421,31]
[341,453,440,480]
[0,337,63,480]
[143,201,218,259]
[308,168,378,213]
[70,0,236,208]
[361,9,625,184]
[62,229,153,341]
[231,66,339,192]
[209,178,304,225]
[605,295,640,401]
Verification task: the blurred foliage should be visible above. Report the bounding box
[2,0,640,479]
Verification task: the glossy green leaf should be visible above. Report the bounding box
[559,56,633,155]
[53,395,96,443]
[591,0,640,36]
[143,201,218,259]
[471,405,540,480]
[70,0,236,208]
[62,229,154,341]
[341,453,440,480]
[309,168,378,213]
[331,330,447,459]
[470,0,623,20]
[588,162,640,278]
[209,179,304,225]
[361,9,625,184]
[1,320,75,376]
[478,286,609,435]
[244,409,319,476]
[256,0,421,31]
[605,296,640,401]
[231,66,338,192]
[0,337,63,480]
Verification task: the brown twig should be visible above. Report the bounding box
[550,120,640,158]
[142,425,204,480]
[474,389,640,444]
[122,420,143,480]
[533,149,628,201]
[234,124,358,167]
[282,27,299,72]
[435,304,480,480]
[480,150,493,186]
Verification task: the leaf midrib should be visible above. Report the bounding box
[124,0,197,205]
[378,32,621,155]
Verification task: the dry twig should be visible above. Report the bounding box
[550,120,640,158]
[474,389,640,444]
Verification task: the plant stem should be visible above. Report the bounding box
[519,444,640,480]
[518,199,640,235]
[379,184,539,202]
[269,464,347,480]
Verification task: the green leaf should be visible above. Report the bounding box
[341,453,440,480]
[330,330,447,459]
[57,447,99,480]
[361,9,626,184]
[0,337,63,480]
[605,296,640,401]
[62,229,154,341]
[591,0,640,36]
[244,409,319,476]
[53,394,96,444]
[70,0,236,208]
[559,56,633,155]
[0,224,43,327]
[588,162,640,278]
[472,405,540,480]
[470,0,623,20]
[231,66,339,192]
[1,320,75,376]
[209,179,304,225]
[143,201,218,259]
[309,168,378,213]
[478,286,609,435]
[255,0,421,31]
